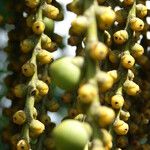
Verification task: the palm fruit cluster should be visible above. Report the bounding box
[1,0,150,150]
[2,0,63,149]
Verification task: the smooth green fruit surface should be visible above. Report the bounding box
[43,17,54,34]
[49,57,83,91]
[52,120,90,150]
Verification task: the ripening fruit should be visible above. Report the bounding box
[97,106,115,127]
[115,9,126,24]
[111,95,124,109]
[101,129,113,149]
[22,62,35,77]
[113,120,129,135]
[30,119,45,135]
[41,34,52,50]
[43,4,59,20]
[97,7,116,30]
[78,83,97,104]
[17,139,29,150]
[97,71,114,92]
[90,42,108,61]
[32,20,45,34]
[20,38,34,53]
[49,57,83,91]
[43,17,54,34]
[131,43,144,58]
[40,114,51,125]
[107,70,118,83]
[46,100,60,112]
[13,84,26,98]
[36,80,49,95]
[136,4,147,18]
[25,0,39,8]
[71,16,88,35]
[121,54,135,69]
[37,49,53,64]
[130,17,144,31]
[26,15,35,27]
[52,120,92,150]
[108,50,119,64]
[113,30,128,45]
[123,0,134,6]
[13,110,26,125]
[123,80,140,96]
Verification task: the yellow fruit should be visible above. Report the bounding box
[131,43,144,58]
[130,17,144,31]
[111,95,124,109]
[13,84,26,98]
[43,4,59,20]
[22,62,35,77]
[101,129,112,149]
[32,20,45,34]
[90,42,108,61]
[107,70,118,83]
[113,30,128,45]
[108,50,119,64]
[78,83,97,104]
[41,34,52,49]
[71,16,88,35]
[30,119,45,135]
[13,110,26,125]
[98,106,115,127]
[17,139,29,150]
[97,7,116,30]
[97,71,114,92]
[113,120,129,135]
[25,0,39,8]
[136,4,147,18]
[36,80,49,95]
[123,80,140,96]
[121,54,135,69]
[37,49,53,64]
[20,38,34,53]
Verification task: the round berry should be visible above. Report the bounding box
[98,106,115,127]
[113,120,129,135]
[111,95,124,109]
[22,62,35,77]
[37,49,53,64]
[113,30,128,45]
[13,110,26,125]
[131,43,144,58]
[130,17,144,31]
[78,83,97,104]
[32,20,45,34]
[17,139,29,150]
[90,42,108,61]
[121,54,135,69]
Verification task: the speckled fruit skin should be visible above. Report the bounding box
[52,120,90,150]
[49,57,83,91]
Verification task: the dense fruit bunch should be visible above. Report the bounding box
[1,0,150,150]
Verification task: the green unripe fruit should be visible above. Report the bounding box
[49,57,83,91]
[52,120,91,150]
[43,17,54,35]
